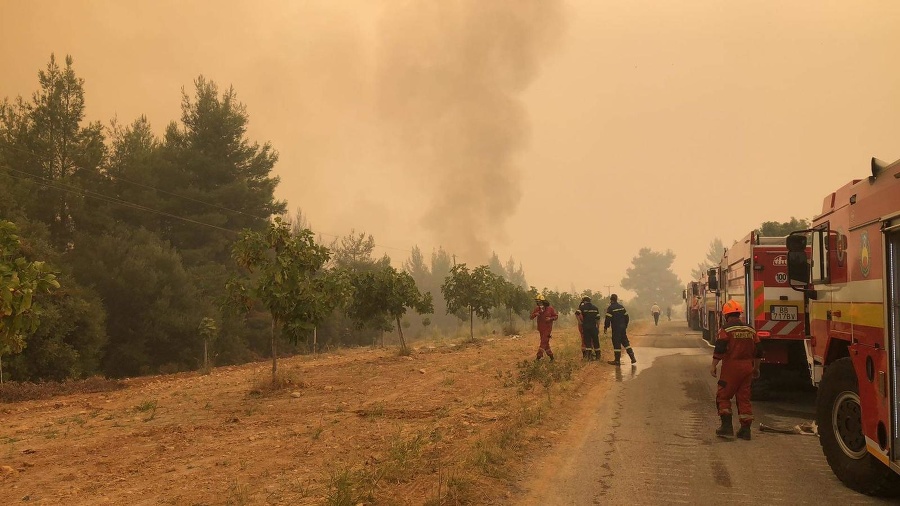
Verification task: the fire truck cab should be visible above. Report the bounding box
[682,281,702,331]
[787,157,900,495]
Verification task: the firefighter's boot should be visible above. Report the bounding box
[582,349,589,361]
[593,349,601,361]
[716,414,734,438]
[736,423,751,440]
[607,351,621,366]
[626,348,637,364]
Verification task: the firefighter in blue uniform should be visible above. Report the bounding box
[577,296,602,361]
[604,294,636,366]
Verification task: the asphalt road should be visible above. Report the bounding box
[524,320,893,506]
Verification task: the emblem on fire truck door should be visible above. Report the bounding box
[835,228,846,266]
[860,231,870,278]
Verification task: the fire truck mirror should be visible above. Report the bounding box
[787,251,810,285]
[786,234,807,252]
[706,268,719,292]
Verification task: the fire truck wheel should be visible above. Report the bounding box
[817,357,900,496]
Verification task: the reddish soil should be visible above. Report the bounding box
[1,324,616,505]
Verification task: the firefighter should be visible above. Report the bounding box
[578,296,603,361]
[650,302,661,326]
[529,294,558,361]
[710,299,761,440]
[603,294,636,365]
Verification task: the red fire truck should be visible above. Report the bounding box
[706,231,808,396]
[786,157,900,495]
[682,281,702,330]
[699,269,719,344]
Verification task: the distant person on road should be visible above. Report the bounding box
[710,299,761,440]
[530,294,558,361]
[577,296,603,361]
[604,294,636,366]
[666,306,672,321]
[651,303,661,326]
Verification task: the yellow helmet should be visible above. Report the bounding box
[722,299,743,315]
[534,294,546,302]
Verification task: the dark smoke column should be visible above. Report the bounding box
[375,0,563,263]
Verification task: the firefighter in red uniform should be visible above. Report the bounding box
[710,300,761,440]
[530,294,558,361]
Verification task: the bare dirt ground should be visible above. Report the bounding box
[0,323,624,505]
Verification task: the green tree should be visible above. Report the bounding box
[0,221,60,382]
[504,256,527,288]
[347,265,433,352]
[441,264,501,341]
[158,76,286,265]
[199,317,218,370]
[496,279,532,334]
[758,217,811,237]
[70,225,206,377]
[0,54,106,250]
[621,248,683,313]
[231,218,347,383]
[691,238,725,280]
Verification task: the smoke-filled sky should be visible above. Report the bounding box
[2,1,900,296]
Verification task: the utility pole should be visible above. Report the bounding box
[604,285,614,298]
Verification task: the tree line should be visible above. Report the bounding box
[2,54,607,383]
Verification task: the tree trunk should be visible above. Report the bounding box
[469,306,474,341]
[271,318,278,383]
[0,352,4,384]
[203,339,209,369]
[396,316,407,351]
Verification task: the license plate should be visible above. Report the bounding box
[770,305,798,321]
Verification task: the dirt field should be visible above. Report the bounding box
[0,324,621,505]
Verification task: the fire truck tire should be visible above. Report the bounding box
[817,358,900,496]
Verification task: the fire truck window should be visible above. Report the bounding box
[811,229,829,283]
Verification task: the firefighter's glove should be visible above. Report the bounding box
[752,368,761,379]
[709,365,717,378]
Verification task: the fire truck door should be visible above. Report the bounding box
[887,230,900,461]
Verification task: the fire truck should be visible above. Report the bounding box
[786,157,900,495]
[699,269,719,344]
[706,231,808,396]
[682,281,702,330]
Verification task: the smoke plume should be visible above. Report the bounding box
[374,1,563,263]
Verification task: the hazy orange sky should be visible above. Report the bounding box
[2,0,899,297]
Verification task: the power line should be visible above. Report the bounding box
[0,140,431,256]
[2,167,240,234]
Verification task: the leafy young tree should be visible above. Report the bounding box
[346,265,434,352]
[495,279,532,334]
[758,217,811,237]
[621,248,683,312]
[231,218,348,382]
[0,221,61,382]
[199,317,218,370]
[441,264,501,341]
